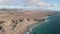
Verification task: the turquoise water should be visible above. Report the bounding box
[29,14,60,34]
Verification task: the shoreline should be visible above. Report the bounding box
[25,13,59,34]
[25,16,50,34]
[0,11,58,34]
[25,14,56,34]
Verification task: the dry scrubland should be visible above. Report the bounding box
[0,11,58,34]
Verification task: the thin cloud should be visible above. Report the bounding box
[0,0,20,5]
[0,0,59,10]
[24,0,52,8]
[0,0,51,7]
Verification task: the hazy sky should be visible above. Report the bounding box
[0,0,60,11]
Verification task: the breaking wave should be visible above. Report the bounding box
[26,16,50,34]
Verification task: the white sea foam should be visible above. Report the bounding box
[26,16,50,34]
[43,16,50,19]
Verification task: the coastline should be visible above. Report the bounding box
[22,14,56,34]
[0,11,58,34]
[25,16,50,34]
[25,14,56,34]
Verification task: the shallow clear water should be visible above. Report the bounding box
[29,14,60,34]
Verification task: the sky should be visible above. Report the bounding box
[0,0,60,11]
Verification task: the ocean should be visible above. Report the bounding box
[29,13,60,34]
